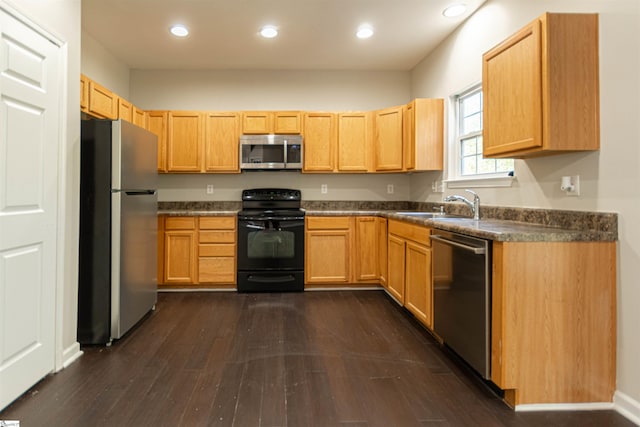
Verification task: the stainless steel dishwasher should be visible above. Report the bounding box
[430,230,491,379]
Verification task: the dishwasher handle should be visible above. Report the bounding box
[430,234,486,254]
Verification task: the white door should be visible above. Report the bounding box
[0,7,61,409]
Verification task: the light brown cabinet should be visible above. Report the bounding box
[86,78,118,119]
[203,112,241,173]
[403,98,444,171]
[80,74,89,113]
[377,217,388,288]
[491,240,615,406]
[353,216,379,282]
[242,111,301,134]
[162,217,197,285]
[305,217,351,285]
[482,13,599,158]
[133,107,146,128]
[302,112,337,172]
[387,220,432,327]
[338,112,373,172]
[167,111,202,172]
[146,111,168,172]
[375,105,404,171]
[118,98,133,122]
[198,217,236,285]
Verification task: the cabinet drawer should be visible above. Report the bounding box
[199,216,236,230]
[388,220,431,246]
[199,230,236,243]
[198,257,235,283]
[199,244,235,257]
[165,216,196,230]
[306,216,351,230]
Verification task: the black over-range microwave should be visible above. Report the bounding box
[240,134,303,170]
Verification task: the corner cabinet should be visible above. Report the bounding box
[482,13,599,158]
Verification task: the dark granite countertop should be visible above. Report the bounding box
[158,201,617,242]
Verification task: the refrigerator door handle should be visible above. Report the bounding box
[112,189,157,195]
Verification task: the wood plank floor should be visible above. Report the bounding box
[1,290,634,426]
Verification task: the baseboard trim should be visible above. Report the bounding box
[515,402,615,412]
[61,342,83,370]
[614,391,640,426]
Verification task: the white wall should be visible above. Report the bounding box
[3,0,82,369]
[81,30,130,99]
[409,0,640,415]
[131,69,413,201]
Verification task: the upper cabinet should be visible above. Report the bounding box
[242,111,301,134]
[338,112,373,172]
[404,98,443,171]
[118,97,133,122]
[203,112,241,173]
[86,78,118,119]
[147,111,168,172]
[80,74,89,112]
[482,13,599,158]
[167,111,203,172]
[375,105,404,171]
[303,112,337,172]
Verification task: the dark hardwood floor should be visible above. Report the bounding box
[1,290,634,426]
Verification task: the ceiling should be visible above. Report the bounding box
[81,0,486,71]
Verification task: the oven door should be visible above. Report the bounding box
[237,216,304,271]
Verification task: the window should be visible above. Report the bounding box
[452,85,513,182]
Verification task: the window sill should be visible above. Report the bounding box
[445,175,516,189]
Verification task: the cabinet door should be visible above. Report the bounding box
[378,217,387,287]
[354,217,378,281]
[164,230,197,284]
[242,111,272,134]
[483,20,543,156]
[302,112,337,172]
[203,112,240,172]
[157,216,165,285]
[387,234,405,303]
[118,98,133,122]
[405,242,432,328]
[167,111,202,172]
[375,106,403,171]
[80,74,88,112]
[147,111,168,172]
[305,230,350,284]
[338,112,372,172]
[133,107,146,128]
[273,111,301,134]
[88,80,118,119]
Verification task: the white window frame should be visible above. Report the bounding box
[446,83,516,189]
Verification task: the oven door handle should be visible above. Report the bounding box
[430,235,486,254]
[247,274,296,283]
[243,224,266,230]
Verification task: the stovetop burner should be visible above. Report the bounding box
[240,188,303,215]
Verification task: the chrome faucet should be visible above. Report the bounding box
[444,189,480,220]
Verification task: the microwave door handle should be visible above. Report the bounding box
[283,140,287,167]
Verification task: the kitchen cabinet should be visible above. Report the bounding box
[375,105,403,171]
[118,98,133,122]
[162,216,197,285]
[491,240,616,406]
[377,217,387,288]
[242,111,301,134]
[147,111,168,172]
[305,216,351,285]
[80,74,89,113]
[86,78,118,119]
[302,112,337,172]
[203,112,241,172]
[157,216,165,286]
[198,217,236,286]
[167,111,202,172]
[482,13,599,158]
[133,107,146,128]
[338,112,373,172]
[403,98,444,171]
[387,220,432,327]
[353,216,379,282]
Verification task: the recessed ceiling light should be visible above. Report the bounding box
[260,25,278,38]
[442,3,467,18]
[170,24,189,37]
[356,24,374,39]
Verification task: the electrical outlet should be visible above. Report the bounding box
[387,184,394,194]
[431,181,444,193]
[321,184,328,194]
[206,184,214,194]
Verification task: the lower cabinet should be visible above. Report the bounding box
[158,215,236,288]
[304,216,384,286]
[387,220,432,328]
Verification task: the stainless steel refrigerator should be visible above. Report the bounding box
[78,119,158,345]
